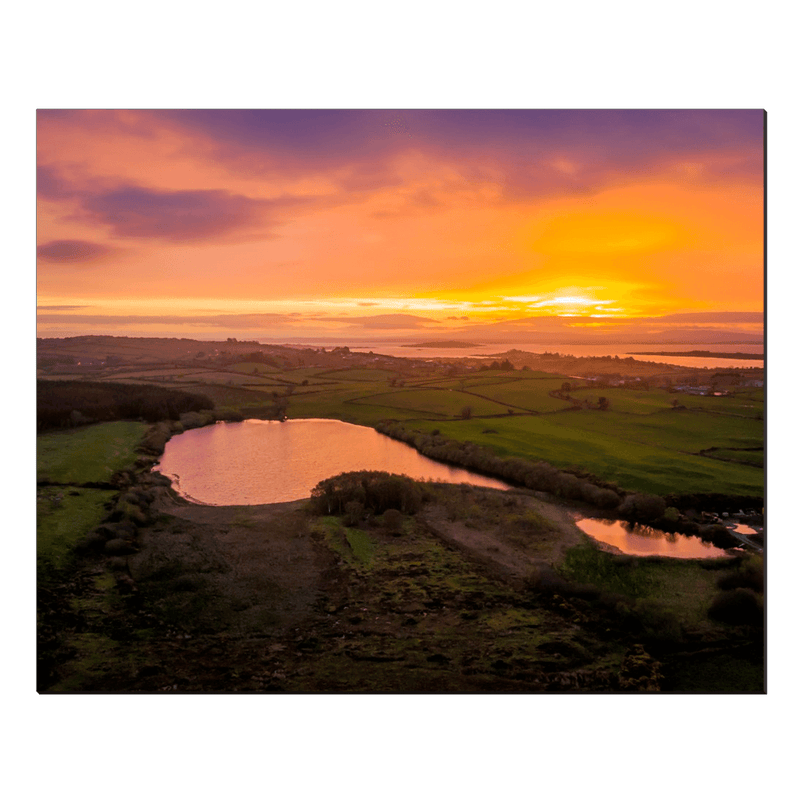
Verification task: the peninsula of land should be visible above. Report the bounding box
[627,350,763,360]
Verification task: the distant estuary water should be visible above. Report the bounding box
[340,342,763,370]
[155,418,511,505]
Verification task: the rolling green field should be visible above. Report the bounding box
[351,388,513,418]
[680,394,764,418]
[41,364,763,501]
[408,415,762,496]
[456,378,579,412]
[37,421,148,484]
[38,421,148,572]
[312,368,401,382]
[226,361,281,374]
[38,487,117,570]
[277,370,764,498]
[703,449,764,468]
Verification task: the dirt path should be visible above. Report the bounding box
[421,492,586,583]
[145,487,589,603]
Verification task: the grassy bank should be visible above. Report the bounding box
[37,421,148,484]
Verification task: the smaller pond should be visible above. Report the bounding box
[575,517,731,559]
[731,522,760,537]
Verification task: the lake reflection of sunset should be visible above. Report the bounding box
[575,517,730,559]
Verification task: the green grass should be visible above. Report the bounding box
[286,387,420,424]
[283,374,763,497]
[37,421,147,484]
[227,361,281,374]
[420,372,562,389]
[559,543,664,598]
[665,651,764,692]
[702,449,764,468]
[283,373,764,496]
[284,367,337,378]
[552,408,763,452]
[351,388,512,418]
[173,370,282,386]
[462,378,579,412]
[557,542,728,632]
[312,518,376,571]
[314,368,400,382]
[681,393,764,418]
[47,632,145,692]
[572,387,676,414]
[37,487,116,569]
[345,528,376,566]
[299,511,636,690]
[408,414,763,496]
[183,383,278,409]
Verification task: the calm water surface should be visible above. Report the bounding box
[575,517,730,559]
[156,418,511,505]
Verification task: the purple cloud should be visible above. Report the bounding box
[157,109,763,200]
[35,312,302,328]
[37,239,114,263]
[37,165,80,200]
[80,185,307,242]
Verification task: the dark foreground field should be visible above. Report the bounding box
[38,469,764,693]
[36,338,764,692]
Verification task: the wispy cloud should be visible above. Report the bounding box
[37,239,115,263]
[79,185,309,243]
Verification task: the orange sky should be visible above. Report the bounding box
[36,110,763,342]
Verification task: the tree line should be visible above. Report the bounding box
[374,422,749,548]
[37,380,214,431]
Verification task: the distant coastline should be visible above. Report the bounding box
[626,350,763,360]
[401,340,483,349]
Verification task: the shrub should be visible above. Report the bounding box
[582,484,621,509]
[716,557,764,593]
[524,565,571,596]
[698,524,737,548]
[75,531,107,554]
[708,588,763,626]
[619,493,667,523]
[104,538,136,556]
[309,471,423,517]
[344,500,365,526]
[663,506,681,523]
[179,410,214,429]
[381,508,403,533]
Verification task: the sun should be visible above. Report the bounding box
[501,288,617,317]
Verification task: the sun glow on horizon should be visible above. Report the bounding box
[36,110,763,342]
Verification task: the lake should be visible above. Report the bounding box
[574,516,730,559]
[155,418,511,505]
